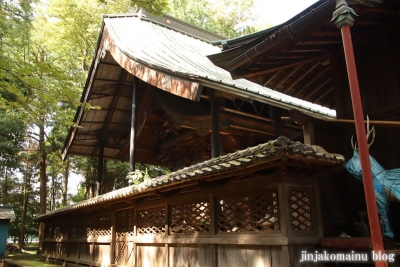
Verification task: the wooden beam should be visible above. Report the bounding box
[313,87,333,104]
[273,65,302,90]
[284,109,400,128]
[222,107,273,122]
[304,77,332,101]
[232,54,330,79]
[262,69,282,87]
[282,61,321,94]
[293,66,330,97]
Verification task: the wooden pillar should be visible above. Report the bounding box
[302,122,315,145]
[97,140,104,195]
[270,106,283,137]
[130,77,138,172]
[211,90,221,158]
[110,211,116,265]
[165,202,169,267]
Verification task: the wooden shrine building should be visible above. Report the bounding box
[34,3,400,266]
[208,0,400,259]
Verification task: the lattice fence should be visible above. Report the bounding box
[170,202,211,234]
[137,208,166,235]
[116,209,135,237]
[217,189,279,233]
[82,217,95,238]
[290,190,313,231]
[69,218,81,238]
[96,215,112,237]
[53,224,61,239]
[45,223,53,239]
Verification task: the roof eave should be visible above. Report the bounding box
[207,0,335,74]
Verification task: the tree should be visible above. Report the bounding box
[0,110,26,204]
[168,0,256,38]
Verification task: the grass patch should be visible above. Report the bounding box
[5,244,61,267]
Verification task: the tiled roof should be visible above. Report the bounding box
[37,136,344,221]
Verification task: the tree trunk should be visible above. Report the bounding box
[38,123,47,253]
[102,161,116,194]
[19,167,29,250]
[51,175,55,210]
[3,166,7,205]
[62,159,69,206]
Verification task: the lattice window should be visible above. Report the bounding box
[170,201,211,234]
[69,218,81,238]
[60,221,69,239]
[116,209,135,237]
[137,207,166,235]
[290,190,313,231]
[82,217,95,238]
[45,224,53,239]
[218,190,279,233]
[53,223,61,239]
[96,214,112,236]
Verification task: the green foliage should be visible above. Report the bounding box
[0,110,26,168]
[168,0,256,38]
[4,168,40,240]
[127,163,170,185]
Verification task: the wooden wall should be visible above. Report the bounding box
[326,26,400,238]
[41,175,325,267]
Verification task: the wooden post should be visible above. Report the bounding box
[270,106,283,137]
[211,90,221,158]
[97,140,104,195]
[110,211,116,265]
[209,194,218,267]
[333,1,385,265]
[165,202,169,267]
[302,122,315,145]
[130,77,138,172]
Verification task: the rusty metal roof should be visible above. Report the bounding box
[39,136,344,221]
[101,14,335,116]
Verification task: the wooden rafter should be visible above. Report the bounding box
[293,66,330,97]
[282,61,320,94]
[262,69,282,87]
[304,77,332,101]
[313,87,333,104]
[232,54,330,79]
[273,65,302,90]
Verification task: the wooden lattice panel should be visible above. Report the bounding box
[53,224,61,239]
[96,214,112,236]
[60,221,69,239]
[137,208,166,235]
[217,190,279,233]
[45,223,53,239]
[170,202,211,234]
[69,218,81,238]
[82,217,95,238]
[290,190,313,231]
[116,209,135,237]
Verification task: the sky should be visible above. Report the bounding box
[253,0,319,25]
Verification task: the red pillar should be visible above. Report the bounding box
[332,1,386,266]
